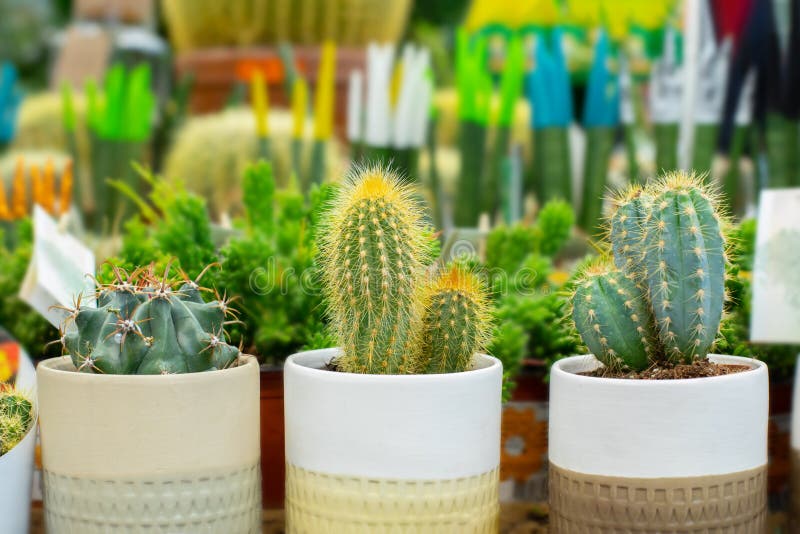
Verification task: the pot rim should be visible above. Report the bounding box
[552,354,766,385]
[285,348,501,382]
[37,354,258,383]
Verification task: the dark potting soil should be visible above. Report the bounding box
[580,359,752,380]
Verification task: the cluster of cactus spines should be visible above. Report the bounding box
[572,171,727,370]
[59,263,241,375]
[572,262,659,370]
[640,174,726,362]
[319,165,430,373]
[320,165,492,374]
[422,265,491,374]
[0,389,33,456]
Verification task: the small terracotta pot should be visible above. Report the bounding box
[549,354,769,532]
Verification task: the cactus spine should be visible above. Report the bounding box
[571,171,726,371]
[319,165,493,374]
[0,390,33,455]
[319,166,430,373]
[61,264,240,374]
[422,265,491,374]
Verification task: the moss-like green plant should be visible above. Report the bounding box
[61,264,240,374]
[318,165,493,374]
[0,389,33,456]
[571,171,727,370]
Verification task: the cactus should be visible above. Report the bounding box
[572,262,659,370]
[571,171,727,370]
[319,166,430,374]
[641,173,726,362]
[0,389,33,456]
[61,264,240,375]
[422,265,491,374]
[318,165,493,374]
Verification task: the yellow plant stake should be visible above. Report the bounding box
[291,77,308,178]
[30,164,43,212]
[251,69,270,160]
[11,158,26,219]
[310,41,336,186]
[0,173,9,220]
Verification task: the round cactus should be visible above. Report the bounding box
[422,264,491,374]
[318,165,431,373]
[0,390,33,456]
[61,264,241,374]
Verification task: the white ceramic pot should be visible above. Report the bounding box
[38,355,262,533]
[549,354,769,532]
[284,348,503,533]
[0,354,37,534]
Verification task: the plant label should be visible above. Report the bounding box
[751,188,800,343]
[19,206,95,329]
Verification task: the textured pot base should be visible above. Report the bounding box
[285,464,499,533]
[549,463,767,532]
[43,462,262,533]
[791,449,800,532]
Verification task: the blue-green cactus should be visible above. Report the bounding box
[571,172,727,370]
[61,264,240,374]
[572,263,658,370]
[641,174,725,362]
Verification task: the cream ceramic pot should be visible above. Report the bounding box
[0,354,37,534]
[284,348,503,533]
[549,354,769,532]
[37,355,262,533]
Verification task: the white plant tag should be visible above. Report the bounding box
[751,188,800,343]
[694,38,731,124]
[19,206,96,329]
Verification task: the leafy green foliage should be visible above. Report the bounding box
[0,220,60,359]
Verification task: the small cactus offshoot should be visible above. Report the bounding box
[319,165,492,374]
[422,265,491,374]
[59,263,241,374]
[571,172,727,371]
[0,389,33,456]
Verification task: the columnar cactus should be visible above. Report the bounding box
[422,265,491,374]
[319,165,492,374]
[572,172,727,370]
[60,264,241,374]
[319,166,430,373]
[0,389,33,455]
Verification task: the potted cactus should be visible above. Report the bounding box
[550,172,768,531]
[37,264,261,532]
[284,167,502,531]
[0,354,36,534]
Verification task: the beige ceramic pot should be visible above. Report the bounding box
[37,355,261,533]
[549,354,769,532]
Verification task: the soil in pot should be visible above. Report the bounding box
[580,358,752,380]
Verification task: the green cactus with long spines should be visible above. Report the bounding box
[609,187,652,272]
[319,166,430,374]
[422,265,491,374]
[0,390,34,455]
[571,171,727,370]
[61,264,241,374]
[641,176,725,362]
[572,263,659,370]
[319,166,493,375]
